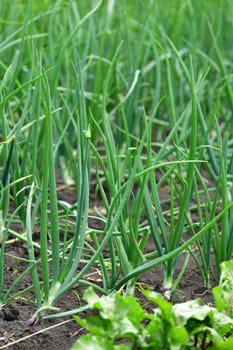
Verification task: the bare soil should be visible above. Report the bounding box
[0,180,217,350]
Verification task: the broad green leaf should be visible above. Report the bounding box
[84,288,146,323]
[215,338,233,349]
[208,308,233,334]
[114,293,146,323]
[83,287,103,310]
[146,318,168,346]
[71,335,113,350]
[173,299,212,325]
[213,285,228,313]
[143,289,173,318]
[170,326,189,346]
[73,314,112,336]
[219,261,233,291]
[79,288,147,343]
[213,261,233,317]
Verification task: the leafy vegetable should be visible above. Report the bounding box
[72,261,233,350]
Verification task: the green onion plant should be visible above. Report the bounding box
[0,0,232,320]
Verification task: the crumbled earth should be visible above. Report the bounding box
[0,180,216,350]
[0,254,215,350]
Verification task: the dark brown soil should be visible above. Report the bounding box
[0,180,216,350]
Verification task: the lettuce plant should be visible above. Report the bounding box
[72,261,233,350]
